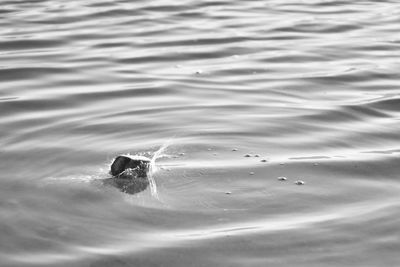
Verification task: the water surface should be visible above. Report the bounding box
[1,0,400,266]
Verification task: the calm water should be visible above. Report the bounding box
[1,0,400,266]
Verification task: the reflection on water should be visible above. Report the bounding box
[1,0,400,266]
[102,177,149,195]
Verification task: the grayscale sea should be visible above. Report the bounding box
[1,0,400,266]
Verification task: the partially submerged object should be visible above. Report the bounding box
[110,155,150,179]
[107,155,151,194]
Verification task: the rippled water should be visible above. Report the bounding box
[1,0,400,266]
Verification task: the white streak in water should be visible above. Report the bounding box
[148,138,174,199]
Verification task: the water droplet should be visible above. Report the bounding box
[260,159,267,162]
[179,153,185,156]
[254,154,260,157]
[294,180,305,185]
[277,177,287,181]
[244,154,251,157]
[225,191,232,195]
[195,70,203,74]
[232,148,238,151]
[249,172,255,175]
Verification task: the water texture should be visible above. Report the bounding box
[1,0,400,266]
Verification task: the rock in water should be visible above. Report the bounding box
[110,155,151,179]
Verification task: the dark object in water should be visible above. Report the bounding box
[106,155,151,194]
[110,155,150,179]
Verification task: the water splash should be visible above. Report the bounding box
[148,138,175,199]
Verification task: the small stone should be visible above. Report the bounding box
[294,180,305,185]
[254,154,260,157]
[277,177,287,181]
[179,153,185,156]
[110,155,150,179]
[207,148,212,151]
[225,191,232,195]
[313,163,319,166]
[195,70,203,75]
[213,153,217,156]
[249,172,255,175]
[260,159,267,162]
[280,163,285,165]
[232,148,238,151]
[244,154,251,157]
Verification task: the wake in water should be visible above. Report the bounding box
[107,138,175,198]
[41,138,175,199]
